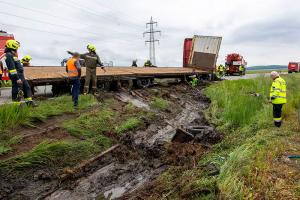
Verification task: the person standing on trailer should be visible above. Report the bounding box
[20,55,32,67]
[66,52,81,107]
[68,44,104,95]
[4,40,35,105]
[269,71,287,127]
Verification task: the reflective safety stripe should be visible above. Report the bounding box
[272,96,286,99]
[9,69,17,75]
[25,97,32,101]
[274,117,282,122]
[12,101,21,105]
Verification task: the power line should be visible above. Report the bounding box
[56,0,144,31]
[0,0,77,23]
[0,22,91,40]
[143,17,161,66]
[0,11,100,36]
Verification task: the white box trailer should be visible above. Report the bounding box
[188,35,222,71]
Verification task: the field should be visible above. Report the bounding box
[0,76,299,199]
[247,69,288,74]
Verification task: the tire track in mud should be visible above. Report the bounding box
[1,85,221,200]
[45,87,220,200]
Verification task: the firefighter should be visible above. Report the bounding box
[132,59,138,67]
[269,71,286,127]
[218,64,225,77]
[189,75,199,87]
[4,40,34,105]
[66,52,81,107]
[144,60,152,67]
[20,55,32,67]
[239,65,245,76]
[68,44,104,95]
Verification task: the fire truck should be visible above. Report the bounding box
[0,30,15,81]
[225,53,247,76]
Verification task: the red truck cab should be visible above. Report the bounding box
[0,31,15,81]
[288,62,300,73]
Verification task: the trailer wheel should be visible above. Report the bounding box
[136,78,151,88]
[97,81,111,91]
[120,80,133,91]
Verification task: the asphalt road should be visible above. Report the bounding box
[0,86,52,105]
[223,72,288,80]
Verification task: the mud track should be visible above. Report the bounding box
[0,84,221,200]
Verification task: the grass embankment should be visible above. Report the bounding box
[0,98,155,173]
[0,95,96,155]
[155,75,300,199]
[204,75,300,199]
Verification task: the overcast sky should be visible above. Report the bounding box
[1,0,299,66]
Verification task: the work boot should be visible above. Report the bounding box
[274,121,282,128]
[26,100,38,107]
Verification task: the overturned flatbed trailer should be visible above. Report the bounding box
[24,66,209,95]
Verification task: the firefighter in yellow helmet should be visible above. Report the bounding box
[144,60,152,67]
[21,55,32,67]
[4,40,34,105]
[68,44,105,95]
[269,71,286,127]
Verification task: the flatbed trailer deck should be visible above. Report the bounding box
[23,66,209,94]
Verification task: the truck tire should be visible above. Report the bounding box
[97,81,111,91]
[136,78,151,88]
[288,71,292,74]
[120,80,133,91]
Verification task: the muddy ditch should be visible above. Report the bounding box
[0,84,221,200]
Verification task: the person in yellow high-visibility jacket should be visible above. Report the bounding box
[218,64,225,77]
[269,71,286,127]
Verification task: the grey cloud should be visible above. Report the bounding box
[227,17,300,45]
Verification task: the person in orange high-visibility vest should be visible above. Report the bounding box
[66,52,81,107]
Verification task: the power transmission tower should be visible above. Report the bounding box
[143,16,161,66]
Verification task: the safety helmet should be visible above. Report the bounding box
[87,44,96,52]
[6,40,20,50]
[21,55,32,64]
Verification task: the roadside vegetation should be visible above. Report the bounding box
[246,69,287,74]
[0,97,156,175]
[0,95,97,156]
[150,97,170,111]
[154,74,300,199]
[0,95,96,133]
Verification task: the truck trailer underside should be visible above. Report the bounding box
[24,67,209,95]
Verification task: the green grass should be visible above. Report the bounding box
[115,117,143,134]
[0,95,97,156]
[150,97,170,111]
[0,139,110,172]
[63,109,115,138]
[0,95,96,133]
[0,99,153,173]
[63,99,151,138]
[202,74,300,199]
[153,74,300,199]
[246,69,287,74]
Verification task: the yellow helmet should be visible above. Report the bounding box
[21,55,32,64]
[87,44,96,52]
[6,40,20,50]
